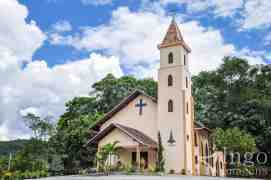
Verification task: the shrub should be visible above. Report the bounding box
[148,165,156,174]
[79,169,88,175]
[125,163,135,174]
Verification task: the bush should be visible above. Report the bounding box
[124,163,135,174]
[148,165,156,173]
[79,169,88,175]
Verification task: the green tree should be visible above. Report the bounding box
[22,113,54,141]
[211,128,256,154]
[192,57,271,152]
[92,74,157,113]
[156,131,165,172]
[52,74,157,171]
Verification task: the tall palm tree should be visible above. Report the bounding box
[100,141,121,172]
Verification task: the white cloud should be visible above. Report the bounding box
[81,0,112,6]
[0,0,46,62]
[20,107,41,117]
[0,0,123,140]
[235,48,266,65]
[50,7,239,75]
[0,53,123,140]
[160,0,244,17]
[161,0,271,30]
[0,0,266,141]
[51,20,72,33]
[239,0,271,30]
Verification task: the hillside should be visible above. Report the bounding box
[0,139,29,156]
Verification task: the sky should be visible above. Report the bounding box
[0,0,270,140]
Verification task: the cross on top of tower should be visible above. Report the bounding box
[168,8,177,21]
[158,15,191,52]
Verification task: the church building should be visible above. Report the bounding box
[88,18,225,176]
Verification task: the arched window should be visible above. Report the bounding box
[168,100,173,112]
[194,133,198,146]
[186,102,189,114]
[168,52,173,64]
[168,75,173,86]
[201,142,204,161]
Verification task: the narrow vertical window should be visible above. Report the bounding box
[194,133,198,146]
[186,77,188,88]
[201,142,204,160]
[205,143,209,163]
[184,54,187,65]
[168,100,173,112]
[168,75,173,86]
[186,102,189,114]
[168,52,173,64]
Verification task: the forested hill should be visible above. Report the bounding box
[0,140,29,156]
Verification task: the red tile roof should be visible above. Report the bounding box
[87,123,157,147]
[158,18,191,52]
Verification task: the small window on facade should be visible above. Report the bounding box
[168,52,173,64]
[168,75,173,86]
[220,162,223,169]
[186,77,188,88]
[205,144,209,163]
[201,142,204,158]
[194,133,198,146]
[168,100,173,112]
[184,54,187,65]
[186,102,189,114]
[187,135,189,141]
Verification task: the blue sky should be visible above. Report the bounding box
[0,0,271,140]
[20,0,271,66]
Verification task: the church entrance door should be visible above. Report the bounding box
[131,151,148,169]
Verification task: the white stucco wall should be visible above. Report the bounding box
[158,44,193,174]
[101,95,158,141]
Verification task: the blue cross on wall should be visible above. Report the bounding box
[135,99,147,115]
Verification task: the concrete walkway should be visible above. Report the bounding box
[29,175,262,180]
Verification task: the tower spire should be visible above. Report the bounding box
[158,17,191,52]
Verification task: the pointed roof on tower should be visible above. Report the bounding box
[158,18,191,52]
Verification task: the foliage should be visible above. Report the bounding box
[22,113,55,141]
[124,163,135,174]
[3,56,271,176]
[211,128,256,154]
[92,74,157,113]
[156,131,165,172]
[0,140,28,156]
[96,141,120,172]
[0,114,53,178]
[192,57,271,153]
[0,170,49,180]
[52,74,157,171]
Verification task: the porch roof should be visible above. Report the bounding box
[87,123,157,147]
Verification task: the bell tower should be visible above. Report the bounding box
[157,18,194,174]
